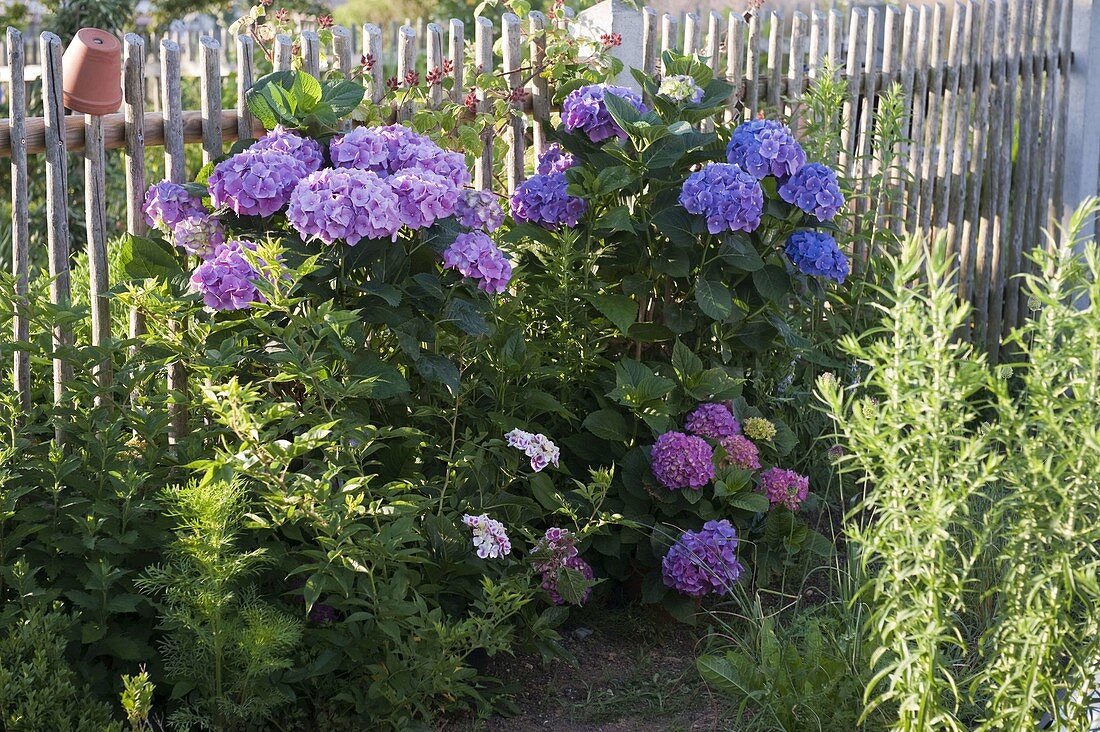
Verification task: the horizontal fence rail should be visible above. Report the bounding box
[0,0,1085,419]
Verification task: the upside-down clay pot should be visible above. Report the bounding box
[61,28,123,115]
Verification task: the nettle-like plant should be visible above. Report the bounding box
[500,53,846,616]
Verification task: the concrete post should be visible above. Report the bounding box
[573,0,645,91]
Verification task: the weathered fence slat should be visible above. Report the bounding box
[745,11,761,117]
[917,3,945,232]
[8,27,30,412]
[396,26,415,122]
[502,13,524,194]
[364,24,384,103]
[529,12,549,161]
[839,8,865,176]
[641,7,658,77]
[724,12,746,121]
[474,15,494,191]
[767,10,783,110]
[786,11,806,124]
[426,23,443,109]
[200,36,222,163]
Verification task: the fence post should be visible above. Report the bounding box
[573,0,645,91]
[1062,0,1100,238]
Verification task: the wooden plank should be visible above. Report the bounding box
[1017,0,1051,325]
[1003,0,1036,337]
[529,12,549,161]
[827,8,842,71]
[684,11,700,56]
[944,0,978,268]
[725,12,746,121]
[705,10,721,74]
[200,36,222,164]
[160,40,185,182]
[85,111,111,397]
[932,2,965,239]
[854,6,877,235]
[839,8,865,177]
[808,9,825,81]
[274,33,292,72]
[364,24,384,104]
[873,6,901,232]
[503,12,524,193]
[746,11,761,117]
[333,25,353,78]
[41,32,72,437]
[661,12,678,74]
[8,28,29,412]
[426,22,444,109]
[236,34,256,139]
[397,25,416,122]
[1039,0,1068,250]
[449,19,465,105]
[1051,0,1072,221]
[474,15,494,190]
[642,7,659,76]
[906,5,931,229]
[766,10,783,110]
[787,12,806,124]
[917,3,945,232]
[302,30,320,78]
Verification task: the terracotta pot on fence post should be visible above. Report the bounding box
[61,28,123,115]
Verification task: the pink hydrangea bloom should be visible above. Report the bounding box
[504,428,559,472]
[171,215,224,258]
[209,148,307,218]
[650,431,715,490]
[250,125,325,173]
[757,467,810,511]
[189,240,265,311]
[287,168,402,245]
[720,435,761,470]
[684,403,741,441]
[143,180,206,231]
[442,232,513,294]
[389,168,459,230]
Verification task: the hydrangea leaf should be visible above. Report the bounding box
[118,234,185,282]
[582,408,629,442]
[585,292,637,334]
[695,278,733,320]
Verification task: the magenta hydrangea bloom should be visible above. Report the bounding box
[143,180,206,230]
[189,240,265,311]
[209,148,307,218]
[726,119,807,180]
[454,189,504,232]
[462,513,511,559]
[536,143,577,175]
[531,527,579,573]
[562,83,646,142]
[541,555,595,605]
[510,172,587,230]
[389,168,458,230]
[680,163,764,234]
[250,125,325,173]
[778,163,845,221]
[650,431,716,490]
[442,231,513,294]
[287,168,402,245]
[662,519,744,598]
[685,403,741,441]
[758,467,810,511]
[785,230,850,284]
[720,435,761,470]
[172,215,224,258]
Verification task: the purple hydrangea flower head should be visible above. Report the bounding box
[680,163,764,234]
[462,513,512,559]
[778,163,845,221]
[650,431,716,490]
[308,603,340,625]
[455,189,504,232]
[685,403,741,441]
[536,143,577,175]
[442,231,513,294]
[758,467,810,511]
[172,215,225,258]
[287,168,402,245]
[785,230,850,284]
[389,168,459,230]
[251,125,325,173]
[531,527,579,573]
[143,180,206,231]
[328,125,391,172]
[658,74,705,103]
[726,119,807,179]
[209,148,307,218]
[510,172,587,230]
[562,83,646,143]
[503,428,559,471]
[720,435,761,470]
[413,148,472,188]
[541,555,595,605]
[662,519,744,598]
[189,240,265,311]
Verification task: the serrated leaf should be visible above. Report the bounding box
[753,265,791,302]
[582,408,629,442]
[118,234,185,281]
[444,297,492,337]
[718,233,765,271]
[726,490,770,513]
[672,339,703,380]
[416,353,460,392]
[585,293,637,334]
[695,278,732,320]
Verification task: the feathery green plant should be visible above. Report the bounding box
[818,200,1100,729]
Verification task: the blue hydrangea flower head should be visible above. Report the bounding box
[455,189,504,232]
[785,230,850,284]
[778,162,844,221]
[650,431,715,490]
[562,83,647,143]
[510,172,587,229]
[662,519,744,597]
[679,163,764,234]
[726,119,807,179]
[143,180,206,231]
[536,143,577,175]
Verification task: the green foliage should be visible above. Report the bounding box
[0,606,125,731]
[247,70,365,136]
[120,668,156,731]
[818,202,1100,729]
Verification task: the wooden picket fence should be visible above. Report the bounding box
[0,0,1080,420]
